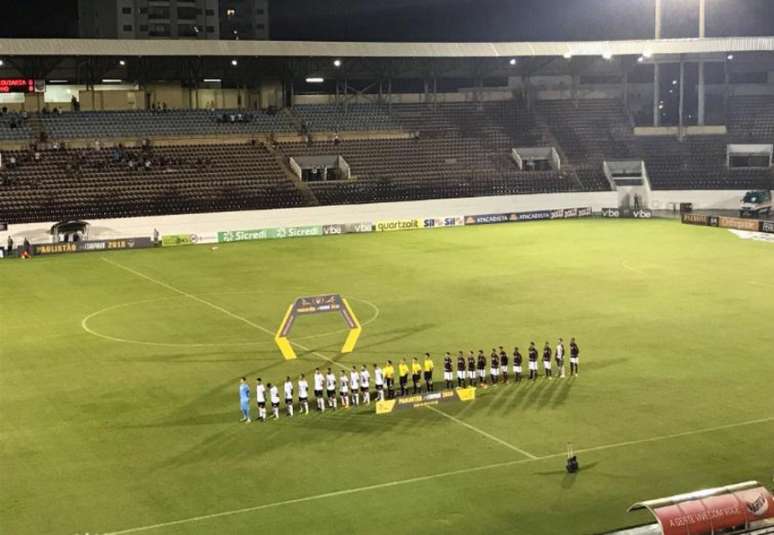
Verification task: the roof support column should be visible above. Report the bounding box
[678,58,685,139]
[653,63,660,127]
[698,0,706,125]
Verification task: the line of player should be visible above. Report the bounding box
[238,337,580,423]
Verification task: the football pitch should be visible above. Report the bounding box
[2,218,773,535]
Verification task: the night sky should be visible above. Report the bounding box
[1,0,773,41]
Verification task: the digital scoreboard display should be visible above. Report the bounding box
[0,79,36,94]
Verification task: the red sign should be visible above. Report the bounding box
[654,486,774,535]
[0,79,36,94]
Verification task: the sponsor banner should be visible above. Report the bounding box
[509,210,553,222]
[161,233,198,247]
[464,213,510,226]
[376,387,476,415]
[323,222,374,235]
[217,225,323,243]
[718,217,760,232]
[708,216,719,227]
[33,237,154,256]
[578,207,593,218]
[653,486,774,535]
[729,229,774,244]
[601,208,653,219]
[563,208,578,219]
[682,214,709,226]
[374,219,422,232]
[423,216,465,229]
[760,220,774,234]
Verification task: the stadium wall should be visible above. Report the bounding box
[1,190,757,246]
[3,192,617,244]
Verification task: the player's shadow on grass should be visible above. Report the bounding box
[582,357,628,372]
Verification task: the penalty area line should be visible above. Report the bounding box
[103,415,774,535]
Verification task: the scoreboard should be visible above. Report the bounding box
[0,79,37,94]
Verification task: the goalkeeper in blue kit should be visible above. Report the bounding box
[239,377,251,423]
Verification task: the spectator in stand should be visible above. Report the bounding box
[71,96,79,112]
[8,156,16,169]
[6,236,13,256]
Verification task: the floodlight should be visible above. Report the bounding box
[643,51,653,59]
[0,60,4,67]
[333,59,342,67]
[563,52,572,59]
[119,60,126,66]
[726,54,734,60]
[509,58,517,66]
[231,59,238,66]
[602,52,613,60]
[305,77,324,83]
[203,78,222,83]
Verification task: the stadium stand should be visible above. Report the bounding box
[38,109,296,140]
[2,95,774,223]
[0,143,305,223]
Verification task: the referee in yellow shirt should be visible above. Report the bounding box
[384,360,395,399]
[411,358,422,394]
[423,352,434,392]
[398,359,410,396]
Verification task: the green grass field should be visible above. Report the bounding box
[2,218,773,535]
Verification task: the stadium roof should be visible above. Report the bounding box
[1,36,772,58]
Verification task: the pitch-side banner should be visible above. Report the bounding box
[374,219,423,232]
[375,387,476,415]
[32,237,154,256]
[423,216,465,229]
[465,207,592,226]
[218,225,323,243]
[653,486,774,535]
[761,220,774,234]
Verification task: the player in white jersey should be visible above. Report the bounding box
[298,374,310,415]
[313,369,325,412]
[350,367,360,406]
[268,383,280,419]
[555,338,566,378]
[325,368,337,409]
[359,366,371,405]
[283,377,294,417]
[339,371,350,408]
[255,377,267,422]
[373,363,384,401]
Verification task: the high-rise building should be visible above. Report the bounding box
[78,0,221,39]
[220,0,269,40]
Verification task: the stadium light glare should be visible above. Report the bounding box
[563,52,572,59]
[333,59,342,68]
[231,59,238,66]
[643,51,653,59]
[203,78,222,83]
[727,53,734,60]
[602,52,613,60]
[637,56,645,63]
[509,58,517,66]
[101,79,122,84]
[119,60,126,66]
[0,59,4,67]
[305,77,325,83]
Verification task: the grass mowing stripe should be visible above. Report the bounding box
[102,415,773,535]
[426,405,539,459]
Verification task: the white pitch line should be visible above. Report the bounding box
[426,405,539,459]
[103,456,539,535]
[100,257,346,371]
[103,415,774,535]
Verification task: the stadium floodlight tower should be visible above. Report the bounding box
[653,0,709,127]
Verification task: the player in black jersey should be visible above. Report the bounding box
[513,347,523,382]
[443,352,454,390]
[456,351,466,388]
[489,349,499,385]
[528,342,538,380]
[499,346,509,383]
[476,350,487,385]
[543,341,553,379]
[569,337,580,376]
[467,352,476,387]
